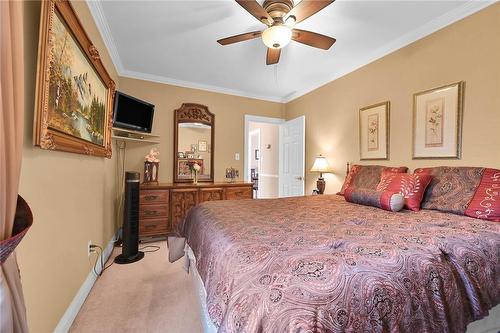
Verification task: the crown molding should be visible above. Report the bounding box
[86,0,125,73]
[282,0,496,103]
[87,0,495,105]
[119,69,286,103]
[87,0,284,103]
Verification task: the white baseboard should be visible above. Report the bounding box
[53,233,118,333]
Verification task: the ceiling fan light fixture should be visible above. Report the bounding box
[262,25,292,49]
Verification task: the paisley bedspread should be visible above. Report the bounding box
[175,195,500,333]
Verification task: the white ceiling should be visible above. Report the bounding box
[88,1,494,103]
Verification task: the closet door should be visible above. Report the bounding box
[170,188,198,232]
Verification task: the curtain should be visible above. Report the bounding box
[0,0,29,332]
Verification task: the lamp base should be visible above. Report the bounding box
[316,177,326,195]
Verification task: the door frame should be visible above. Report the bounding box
[248,128,261,197]
[244,115,285,182]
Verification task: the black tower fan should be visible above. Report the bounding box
[114,171,144,264]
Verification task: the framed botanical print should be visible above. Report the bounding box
[412,81,464,159]
[34,0,115,157]
[198,140,207,152]
[359,101,390,160]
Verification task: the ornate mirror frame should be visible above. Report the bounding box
[174,103,215,183]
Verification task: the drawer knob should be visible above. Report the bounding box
[144,195,158,201]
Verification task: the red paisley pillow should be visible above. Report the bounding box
[338,165,408,195]
[415,166,500,221]
[377,172,433,211]
[464,168,500,222]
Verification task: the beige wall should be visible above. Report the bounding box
[286,3,500,195]
[17,1,120,332]
[118,77,285,182]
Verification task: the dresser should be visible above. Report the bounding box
[139,182,253,239]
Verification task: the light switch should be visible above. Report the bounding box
[235,153,240,161]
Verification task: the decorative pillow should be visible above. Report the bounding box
[338,165,408,195]
[464,168,500,222]
[415,167,499,221]
[415,167,484,214]
[377,172,433,211]
[344,187,405,212]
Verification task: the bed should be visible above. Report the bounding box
[169,194,499,332]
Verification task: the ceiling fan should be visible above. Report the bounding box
[217,0,336,65]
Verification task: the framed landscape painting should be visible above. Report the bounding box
[412,82,464,159]
[359,101,390,160]
[34,0,115,157]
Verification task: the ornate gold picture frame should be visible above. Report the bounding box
[34,0,115,158]
[412,81,464,159]
[359,101,390,160]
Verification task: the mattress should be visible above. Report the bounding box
[171,194,500,332]
[186,245,500,333]
[188,246,217,333]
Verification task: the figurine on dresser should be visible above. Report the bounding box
[143,148,159,184]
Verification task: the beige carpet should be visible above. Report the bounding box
[70,241,203,333]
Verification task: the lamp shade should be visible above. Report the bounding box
[310,155,332,173]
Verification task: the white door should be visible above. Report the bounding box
[279,116,305,197]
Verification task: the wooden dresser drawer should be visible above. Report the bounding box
[139,218,168,236]
[225,187,253,200]
[139,204,168,219]
[140,183,253,237]
[199,188,224,202]
[140,190,169,205]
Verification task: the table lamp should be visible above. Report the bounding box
[310,154,332,194]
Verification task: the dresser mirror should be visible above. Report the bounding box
[174,103,214,183]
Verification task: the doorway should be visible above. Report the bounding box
[244,115,305,198]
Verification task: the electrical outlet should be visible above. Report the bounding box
[235,153,240,161]
[87,240,92,257]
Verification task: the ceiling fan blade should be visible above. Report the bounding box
[217,31,262,45]
[235,0,274,26]
[266,48,281,65]
[284,0,334,25]
[292,29,336,50]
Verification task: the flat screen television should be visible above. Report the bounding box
[113,91,155,133]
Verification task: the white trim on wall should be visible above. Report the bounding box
[281,0,497,103]
[120,69,284,103]
[86,0,124,74]
[53,233,118,333]
[87,0,495,104]
[259,173,279,178]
